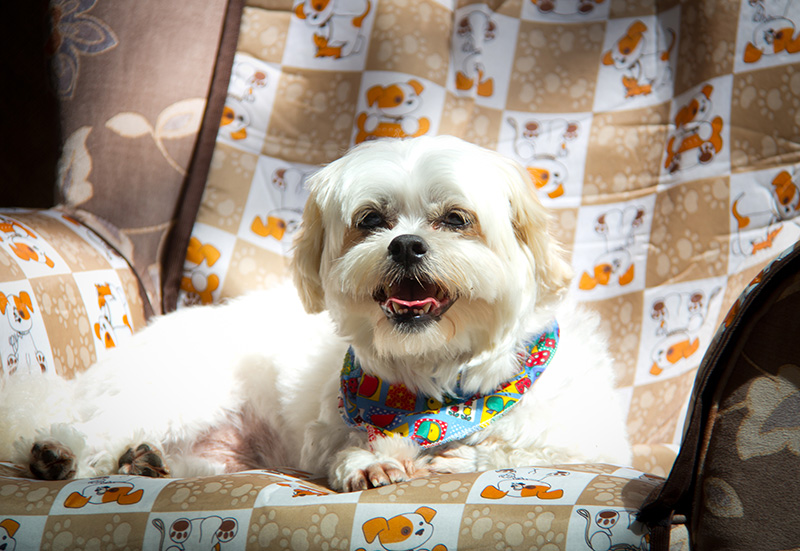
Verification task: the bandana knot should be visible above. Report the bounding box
[339,320,559,448]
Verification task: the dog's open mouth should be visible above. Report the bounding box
[374,278,454,326]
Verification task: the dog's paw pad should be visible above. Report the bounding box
[29,440,76,480]
[118,444,170,478]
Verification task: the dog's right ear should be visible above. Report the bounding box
[292,193,326,313]
[362,517,388,544]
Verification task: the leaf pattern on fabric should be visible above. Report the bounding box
[58,126,94,206]
[47,0,119,99]
[105,99,206,176]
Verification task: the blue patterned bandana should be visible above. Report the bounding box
[339,321,559,449]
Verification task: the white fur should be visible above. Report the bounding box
[0,136,631,491]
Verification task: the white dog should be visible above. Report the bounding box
[0,136,631,491]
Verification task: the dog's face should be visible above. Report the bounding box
[366,81,423,117]
[293,137,570,386]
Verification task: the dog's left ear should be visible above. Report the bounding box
[292,192,326,313]
[506,160,572,309]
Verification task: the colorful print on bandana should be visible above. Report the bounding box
[339,321,560,448]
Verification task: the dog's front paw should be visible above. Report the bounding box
[330,447,411,492]
[118,444,170,478]
[29,440,76,480]
[424,443,479,475]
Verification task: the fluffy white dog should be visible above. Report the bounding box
[0,136,631,491]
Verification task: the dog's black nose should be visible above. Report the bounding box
[388,234,428,266]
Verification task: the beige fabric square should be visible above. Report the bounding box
[220,240,289,299]
[152,474,267,512]
[0,248,25,282]
[583,104,670,204]
[239,6,291,63]
[265,69,362,165]
[22,214,110,273]
[41,513,150,550]
[366,0,452,86]
[249,502,357,549]
[198,144,260,234]
[359,473,475,504]
[627,369,696,445]
[730,66,800,173]
[609,0,658,18]
[507,20,605,113]
[585,292,644,389]
[647,177,729,287]
[673,2,738,96]
[439,94,503,150]
[459,503,571,550]
[577,473,661,508]
[30,275,94,379]
[0,478,62,516]
[549,207,578,261]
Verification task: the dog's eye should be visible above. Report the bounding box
[442,210,471,229]
[356,210,385,230]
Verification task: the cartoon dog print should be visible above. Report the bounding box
[152,516,238,551]
[359,507,446,551]
[181,237,222,306]
[0,291,46,375]
[356,80,431,143]
[93,282,133,349]
[251,166,310,243]
[649,287,720,376]
[0,519,19,551]
[63,477,145,508]
[579,206,645,291]
[743,0,800,63]
[731,169,800,255]
[294,0,371,59]
[664,84,724,174]
[0,216,55,270]
[576,508,648,551]
[602,20,675,98]
[530,0,605,15]
[220,59,269,141]
[507,117,580,199]
[480,468,569,500]
[454,10,496,97]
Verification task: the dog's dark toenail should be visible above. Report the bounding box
[144,453,164,468]
[136,444,152,453]
[119,448,135,468]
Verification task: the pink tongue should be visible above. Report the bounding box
[387,297,440,308]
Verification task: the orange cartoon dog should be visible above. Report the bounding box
[181,237,222,306]
[732,169,800,255]
[602,20,675,98]
[63,477,145,508]
[361,507,446,551]
[0,216,55,269]
[0,291,46,375]
[744,0,800,63]
[295,0,371,58]
[93,282,133,349]
[356,80,431,143]
[664,84,724,174]
[0,518,19,551]
[579,206,644,291]
[454,10,496,97]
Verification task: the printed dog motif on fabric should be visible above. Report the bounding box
[220,58,268,143]
[731,168,800,257]
[358,507,447,551]
[574,507,650,551]
[578,206,645,292]
[93,282,133,349]
[151,515,238,551]
[507,116,582,200]
[62,477,145,509]
[742,0,800,64]
[480,467,569,500]
[0,290,47,375]
[340,323,559,448]
[0,215,56,271]
[647,287,720,377]
[250,166,311,243]
[664,84,724,175]
[181,237,222,306]
[529,0,606,16]
[601,19,676,99]
[355,79,431,143]
[454,9,497,98]
[294,0,372,59]
[0,518,19,551]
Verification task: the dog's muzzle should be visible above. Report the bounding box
[373,234,455,328]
